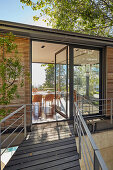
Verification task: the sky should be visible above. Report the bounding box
[32,64,46,87]
[0,0,49,87]
[0,0,48,27]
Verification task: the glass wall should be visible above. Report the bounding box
[73,48,100,114]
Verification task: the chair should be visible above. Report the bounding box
[32,94,42,118]
[45,94,54,104]
[44,94,55,118]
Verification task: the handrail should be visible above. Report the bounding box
[0,105,27,169]
[0,105,25,123]
[73,102,108,170]
[0,104,24,108]
[75,94,113,124]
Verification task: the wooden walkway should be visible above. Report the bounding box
[4,121,80,170]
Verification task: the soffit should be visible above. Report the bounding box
[74,48,99,65]
[32,41,66,63]
[32,41,99,65]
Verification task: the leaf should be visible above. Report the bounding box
[20,0,113,37]
[0,32,30,120]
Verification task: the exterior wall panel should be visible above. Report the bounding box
[106,46,113,115]
[0,36,31,129]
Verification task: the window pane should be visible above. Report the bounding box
[74,48,99,115]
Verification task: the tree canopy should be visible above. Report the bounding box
[41,64,55,89]
[20,0,113,36]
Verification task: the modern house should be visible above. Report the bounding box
[0,20,113,169]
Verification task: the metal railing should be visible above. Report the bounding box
[0,102,67,169]
[73,102,108,170]
[0,104,27,169]
[75,93,113,124]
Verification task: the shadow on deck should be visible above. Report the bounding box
[4,121,80,170]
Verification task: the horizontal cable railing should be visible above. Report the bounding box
[75,93,113,124]
[0,105,27,169]
[0,101,68,169]
[73,102,108,170]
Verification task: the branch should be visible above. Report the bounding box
[91,0,113,22]
[6,79,16,89]
[102,0,113,9]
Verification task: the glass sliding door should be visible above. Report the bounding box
[73,48,100,115]
[55,46,68,119]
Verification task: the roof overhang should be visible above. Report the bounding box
[0,20,113,48]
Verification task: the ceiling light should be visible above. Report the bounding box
[41,45,45,48]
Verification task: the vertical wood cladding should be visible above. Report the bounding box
[0,36,31,128]
[106,47,113,98]
[106,46,113,115]
[15,37,31,126]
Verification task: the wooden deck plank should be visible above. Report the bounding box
[28,131,74,139]
[32,121,73,130]
[14,155,79,170]
[65,166,80,170]
[9,143,76,160]
[4,121,80,170]
[20,137,75,148]
[15,138,76,155]
[44,161,80,170]
[28,130,74,138]
[31,125,74,133]
[7,145,77,166]
[21,134,74,145]
[5,151,79,170]
[19,136,75,150]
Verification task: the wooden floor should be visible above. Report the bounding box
[4,121,80,170]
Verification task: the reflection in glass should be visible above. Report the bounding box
[74,48,99,115]
[55,47,68,118]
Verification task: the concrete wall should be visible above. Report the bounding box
[76,130,113,170]
[93,130,113,170]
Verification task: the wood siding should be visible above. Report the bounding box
[106,46,113,115]
[0,37,31,128]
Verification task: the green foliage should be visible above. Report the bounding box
[40,63,66,92]
[20,0,113,36]
[41,64,55,88]
[74,64,99,97]
[0,33,28,119]
[56,64,66,92]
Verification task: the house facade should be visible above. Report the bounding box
[1,20,113,170]
[0,20,113,125]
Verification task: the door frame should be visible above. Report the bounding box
[55,46,68,119]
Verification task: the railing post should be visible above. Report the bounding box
[92,103,93,114]
[74,115,76,133]
[110,99,112,124]
[94,150,99,170]
[24,105,26,138]
[79,116,81,159]
[73,104,76,134]
[82,98,83,115]
[89,102,90,114]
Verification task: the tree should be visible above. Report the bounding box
[20,0,113,36]
[41,63,66,91]
[0,33,29,119]
[41,64,55,89]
